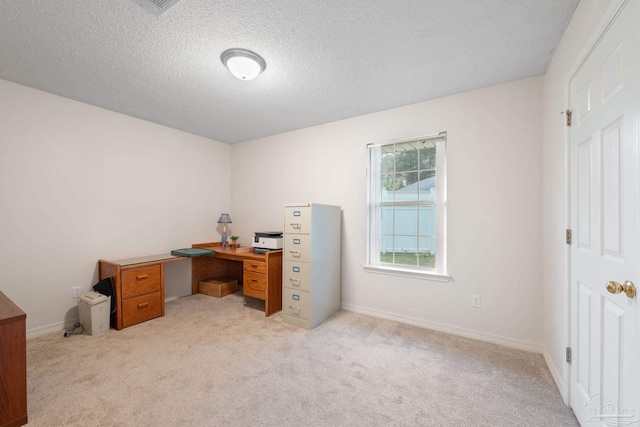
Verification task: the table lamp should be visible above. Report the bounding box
[217,213,232,247]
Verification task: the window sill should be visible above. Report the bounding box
[363,265,451,282]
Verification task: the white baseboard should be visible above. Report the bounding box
[341,303,543,354]
[27,318,79,340]
[543,346,568,405]
[27,296,184,340]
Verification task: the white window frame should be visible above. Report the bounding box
[365,132,449,281]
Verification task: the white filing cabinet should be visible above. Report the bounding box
[282,203,341,329]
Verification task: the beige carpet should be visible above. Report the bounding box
[26,293,578,426]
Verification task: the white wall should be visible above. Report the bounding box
[231,76,544,351]
[0,79,231,336]
[541,0,617,402]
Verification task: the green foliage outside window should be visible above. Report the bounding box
[381,142,436,192]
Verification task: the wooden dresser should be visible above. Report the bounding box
[0,291,27,427]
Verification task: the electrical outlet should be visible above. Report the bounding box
[471,295,481,308]
[72,286,82,298]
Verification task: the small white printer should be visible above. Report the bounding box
[252,231,283,254]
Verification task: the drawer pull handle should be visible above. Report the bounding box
[290,251,301,257]
[136,274,148,280]
[251,279,258,282]
[290,222,301,229]
[137,302,149,310]
[289,305,300,316]
[251,264,258,268]
[289,278,301,286]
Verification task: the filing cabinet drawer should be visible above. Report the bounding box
[121,265,161,299]
[122,291,162,328]
[283,288,310,320]
[243,271,266,300]
[243,259,266,274]
[284,261,310,292]
[284,206,310,234]
[284,234,310,262]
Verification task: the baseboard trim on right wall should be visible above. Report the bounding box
[341,303,543,354]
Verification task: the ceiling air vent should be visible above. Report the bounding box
[130,0,182,16]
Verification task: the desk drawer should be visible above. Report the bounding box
[243,259,266,274]
[243,271,266,300]
[121,265,161,299]
[283,288,310,320]
[122,291,162,327]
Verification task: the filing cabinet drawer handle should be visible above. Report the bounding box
[289,278,301,286]
[136,274,148,280]
[289,305,300,316]
[290,222,301,229]
[290,251,301,257]
[137,302,149,310]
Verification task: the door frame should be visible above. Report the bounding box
[563,0,631,406]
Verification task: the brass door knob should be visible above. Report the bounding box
[606,280,636,298]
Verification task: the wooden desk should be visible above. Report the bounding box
[99,254,186,330]
[0,291,27,427]
[191,243,283,316]
[99,244,283,329]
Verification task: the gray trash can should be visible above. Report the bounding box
[78,291,111,335]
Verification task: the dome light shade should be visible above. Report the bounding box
[221,48,266,80]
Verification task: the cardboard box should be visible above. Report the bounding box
[199,277,237,298]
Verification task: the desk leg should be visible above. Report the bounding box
[191,256,227,294]
[265,252,283,316]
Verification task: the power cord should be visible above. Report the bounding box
[63,322,84,338]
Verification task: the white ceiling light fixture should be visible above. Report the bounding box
[221,48,266,81]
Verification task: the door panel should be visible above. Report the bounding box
[577,282,592,396]
[601,41,624,105]
[577,139,592,249]
[602,298,623,407]
[602,118,623,257]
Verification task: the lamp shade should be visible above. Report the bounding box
[221,48,266,81]
[217,213,232,224]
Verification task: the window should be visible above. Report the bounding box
[366,133,447,279]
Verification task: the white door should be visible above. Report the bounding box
[569,1,640,426]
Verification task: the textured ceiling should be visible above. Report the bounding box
[0,0,579,144]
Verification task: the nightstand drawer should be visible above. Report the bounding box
[243,259,266,274]
[283,288,310,320]
[122,291,162,327]
[243,271,266,300]
[121,265,161,299]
